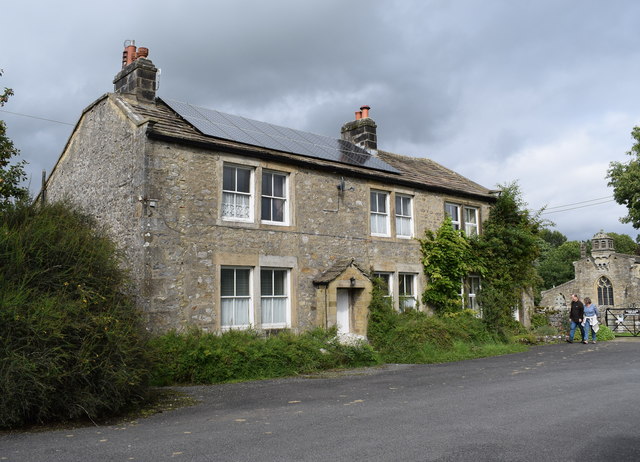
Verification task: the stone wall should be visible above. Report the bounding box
[44,95,149,309]
[137,137,490,333]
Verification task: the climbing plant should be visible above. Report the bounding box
[419,216,484,315]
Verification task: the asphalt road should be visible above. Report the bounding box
[2,339,640,461]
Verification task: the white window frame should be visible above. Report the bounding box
[445,203,461,230]
[260,268,291,328]
[395,194,413,238]
[373,272,394,300]
[464,207,479,236]
[446,203,480,236]
[220,266,253,329]
[222,164,254,222]
[370,190,390,237]
[466,275,481,315]
[261,171,289,225]
[399,273,417,311]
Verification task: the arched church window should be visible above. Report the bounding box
[594,241,600,249]
[597,276,614,306]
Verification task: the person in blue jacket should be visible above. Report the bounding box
[582,297,600,344]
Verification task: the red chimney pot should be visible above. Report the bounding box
[122,40,137,68]
[136,47,149,59]
[360,105,370,118]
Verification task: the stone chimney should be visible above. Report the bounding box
[113,40,157,103]
[341,105,377,151]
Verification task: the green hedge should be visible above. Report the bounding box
[149,328,379,385]
[572,324,615,342]
[0,202,151,428]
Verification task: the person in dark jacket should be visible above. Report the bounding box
[567,293,585,343]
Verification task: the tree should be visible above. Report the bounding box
[607,232,639,255]
[0,69,28,209]
[536,240,581,290]
[540,228,567,248]
[607,126,640,228]
[474,182,543,330]
[419,216,484,314]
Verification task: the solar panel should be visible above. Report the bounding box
[162,99,399,174]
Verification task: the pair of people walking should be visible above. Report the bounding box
[567,294,600,344]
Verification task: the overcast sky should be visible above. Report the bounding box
[2,0,640,241]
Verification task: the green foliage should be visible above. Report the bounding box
[536,240,581,290]
[572,324,615,342]
[149,327,379,385]
[474,182,543,330]
[0,202,151,429]
[540,229,567,248]
[608,126,640,229]
[366,278,398,350]
[0,70,28,210]
[531,325,558,336]
[367,284,514,363]
[530,312,550,329]
[419,216,484,314]
[607,232,639,255]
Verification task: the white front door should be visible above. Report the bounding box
[336,289,350,335]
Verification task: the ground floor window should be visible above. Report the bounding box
[221,267,252,328]
[373,272,393,300]
[220,266,291,329]
[399,273,417,311]
[260,268,289,327]
[466,276,481,314]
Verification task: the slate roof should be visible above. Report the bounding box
[312,258,370,285]
[117,95,495,202]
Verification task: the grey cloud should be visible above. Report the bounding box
[2,0,640,240]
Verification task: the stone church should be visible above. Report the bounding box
[540,231,640,318]
[42,43,497,336]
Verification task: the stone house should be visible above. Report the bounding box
[43,45,496,336]
[540,231,640,331]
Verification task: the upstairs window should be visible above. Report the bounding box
[395,194,413,238]
[464,207,478,236]
[371,191,390,236]
[222,165,253,221]
[261,171,288,224]
[446,203,461,230]
[446,203,479,236]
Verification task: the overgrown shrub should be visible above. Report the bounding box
[367,283,509,363]
[0,202,151,428]
[531,325,558,336]
[530,312,550,329]
[365,279,398,351]
[149,327,379,385]
[572,324,615,342]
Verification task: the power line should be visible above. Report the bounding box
[0,109,74,126]
[541,199,616,215]
[544,195,613,210]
